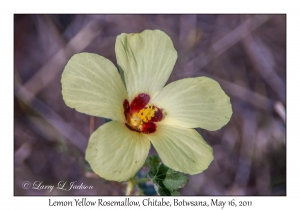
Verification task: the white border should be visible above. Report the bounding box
[3,0,297,209]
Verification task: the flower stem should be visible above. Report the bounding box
[125,177,151,195]
[125,178,134,196]
[133,178,151,185]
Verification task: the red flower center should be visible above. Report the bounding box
[123,93,163,134]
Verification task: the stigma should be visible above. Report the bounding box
[123,93,164,134]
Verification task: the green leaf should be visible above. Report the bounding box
[148,155,189,196]
[148,155,160,178]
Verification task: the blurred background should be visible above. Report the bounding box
[14,14,286,195]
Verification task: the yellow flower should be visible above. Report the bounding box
[61,30,232,182]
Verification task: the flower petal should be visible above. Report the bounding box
[85,121,150,182]
[61,53,127,122]
[115,29,178,101]
[151,77,232,131]
[147,124,214,175]
[130,93,150,113]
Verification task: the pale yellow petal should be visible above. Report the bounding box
[61,53,127,122]
[151,77,232,131]
[147,124,214,175]
[115,29,177,101]
[86,121,150,182]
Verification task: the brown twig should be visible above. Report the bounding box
[176,15,272,78]
[15,83,87,153]
[19,19,101,100]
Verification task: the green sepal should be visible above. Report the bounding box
[117,65,126,88]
